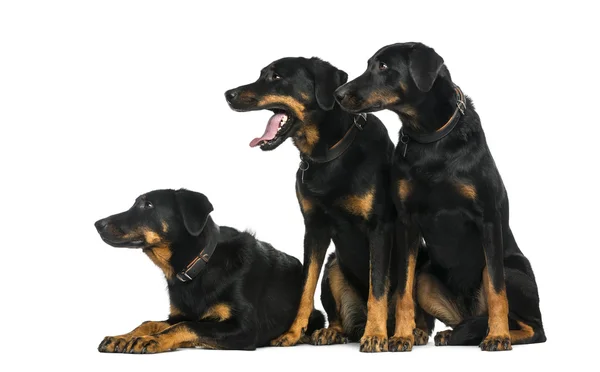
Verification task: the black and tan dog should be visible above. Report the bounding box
[335,42,546,351]
[95,188,324,353]
[225,57,433,352]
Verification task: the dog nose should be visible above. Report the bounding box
[95,218,109,232]
[334,87,348,104]
[225,90,238,103]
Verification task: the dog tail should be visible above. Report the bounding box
[306,309,326,336]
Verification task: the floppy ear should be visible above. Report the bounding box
[311,58,348,110]
[175,189,214,236]
[408,46,445,92]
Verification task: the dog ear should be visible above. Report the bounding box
[408,45,444,92]
[311,58,348,110]
[175,189,214,236]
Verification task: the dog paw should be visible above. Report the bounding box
[360,335,388,352]
[98,336,129,353]
[270,328,304,347]
[434,330,452,346]
[388,334,414,352]
[311,328,348,346]
[413,328,429,346]
[124,335,162,354]
[480,335,512,351]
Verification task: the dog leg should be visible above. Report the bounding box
[124,320,257,353]
[479,214,511,351]
[98,321,170,353]
[271,210,331,347]
[360,222,392,352]
[388,222,420,352]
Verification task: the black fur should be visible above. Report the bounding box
[226,57,433,352]
[336,42,546,351]
[95,188,324,352]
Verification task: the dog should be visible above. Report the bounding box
[225,57,433,352]
[95,188,324,353]
[335,42,546,351]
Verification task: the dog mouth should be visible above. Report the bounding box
[249,108,298,150]
[100,235,146,249]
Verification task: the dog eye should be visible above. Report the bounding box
[379,62,388,71]
[272,73,282,81]
[143,201,154,209]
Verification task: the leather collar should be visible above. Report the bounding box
[301,114,366,164]
[400,85,466,144]
[175,220,220,283]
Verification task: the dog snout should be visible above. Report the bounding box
[334,86,349,105]
[225,89,238,104]
[95,218,109,233]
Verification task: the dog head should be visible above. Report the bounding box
[225,57,347,152]
[94,189,215,278]
[335,42,447,115]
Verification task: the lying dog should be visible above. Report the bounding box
[335,42,546,351]
[95,188,324,353]
[225,57,433,352]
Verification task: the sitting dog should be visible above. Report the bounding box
[335,42,546,351]
[95,188,324,353]
[225,57,433,352]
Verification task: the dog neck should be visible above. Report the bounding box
[164,218,221,284]
[292,105,354,158]
[396,78,458,133]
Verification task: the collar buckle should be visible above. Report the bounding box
[354,113,367,130]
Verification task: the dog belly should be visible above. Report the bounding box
[332,231,370,295]
[419,210,485,293]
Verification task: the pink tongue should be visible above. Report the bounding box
[249,113,285,147]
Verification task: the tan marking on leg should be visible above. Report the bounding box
[481,265,511,350]
[201,303,232,322]
[127,324,200,353]
[328,259,363,326]
[510,321,535,344]
[257,95,306,121]
[338,186,376,220]
[360,259,389,352]
[99,321,170,353]
[394,254,416,334]
[455,182,477,200]
[398,180,412,201]
[271,253,322,346]
[296,189,313,214]
[416,272,462,327]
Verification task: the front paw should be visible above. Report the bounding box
[311,328,348,345]
[271,328,304,347]
[124,335,162,354]
[480,335,512,351]
[434,330,452,346]
[98,336,129,353]
[388,334,414,352]
[360,335,388,353]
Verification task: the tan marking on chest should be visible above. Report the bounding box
[398,180,412,201]
[455,182,477,200]
[144,245,174,279]
[293,123,320,155]
[201,303,232,322]
[339,186,376,219]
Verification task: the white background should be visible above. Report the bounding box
[1,0,598,370]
